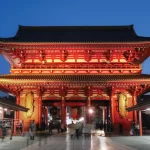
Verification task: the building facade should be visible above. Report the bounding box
[0,25,150,133]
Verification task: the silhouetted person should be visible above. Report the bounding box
[104,121,107,131]
[48,121,53,135]
[57,121,61,133]
[41,121,46,131]
[100,122,103,130]
[75,122,80,139]
[19,120,23,135]
[135,122,139,136]
[29,120,36,140]
[131,121,135,135]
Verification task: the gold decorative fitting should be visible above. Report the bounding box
[25,91,34,118]
[117,93,128,118]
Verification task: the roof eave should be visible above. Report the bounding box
[127,101,150,112]
[1,41,150,45]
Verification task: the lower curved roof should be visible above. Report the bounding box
[0,74,150,82]
[0,97,29,112]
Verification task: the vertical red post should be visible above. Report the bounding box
[38,94,42,127]
[139,111,142,136]
[87,96,91,123]
[14,120,16,136]
[133,94,137,122]
[22,120,24,136]
[110,96,114,124]
[104,107,106,124]
[16,95,20,120]
[61,97,66,126]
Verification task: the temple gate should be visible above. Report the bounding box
[0,25,150,134]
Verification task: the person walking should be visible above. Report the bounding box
[29,120,36,140]
[19,120,23,136]
[48,121,53,135]
[68,121,75,139]
[75,122,81,140]
[135,122,139,136]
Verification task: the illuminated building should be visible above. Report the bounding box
[0,25,150,134]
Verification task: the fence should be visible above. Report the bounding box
[0,118,24,138]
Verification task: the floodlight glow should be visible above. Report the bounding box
[4,108,7,111]
[88,108,93,114]
[146,108,150,111]
[79,117,84,122]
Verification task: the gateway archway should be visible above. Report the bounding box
[1,25,150,135]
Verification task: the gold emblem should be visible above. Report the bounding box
[25,91,34,118]
[118,93,128,118]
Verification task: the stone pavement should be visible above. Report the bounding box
[1,133,150,150]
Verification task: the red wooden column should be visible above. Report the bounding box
[38,94,42,127]
[14,95,20,136]
[87,96,91,123]
[61,96,66,126]
[104,106,107,124]
[86,86,93,124]
[139,111,142,136]
[37,87,46,127]
[15,92,20,120]
[110,95,114,125]
[132,93,137,122]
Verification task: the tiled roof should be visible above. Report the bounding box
[0,25,150,43]
[0,74,150,81]
[0,97,29,112]
[127,101,150,111]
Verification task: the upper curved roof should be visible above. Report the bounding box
[0,25,150,43]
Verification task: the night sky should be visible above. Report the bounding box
[0,0,150,95]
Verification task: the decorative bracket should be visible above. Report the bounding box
[84,86,93,96]
[128,84,150,96]
[124,48,144,63]
[59,86,67,96]
[107,86,116,97]
[40,50,46,63]
[16,86,23,96]
[20,50,26,63]
[37,86,46,96]
[84,50,93,62]
[73,89,79,95]
[61,50,68,61]
[104,50,113,62]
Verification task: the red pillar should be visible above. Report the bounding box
[15,95,20,135]
[110,96,114,124]
[87,96,91,123]
[38,94,42,127]
[139,111,142,136]
[61,97,66,126]
[104,107,106,124]
[16,95,20,120]
[133,94,137,122]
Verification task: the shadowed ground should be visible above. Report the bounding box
[1,131,150,150]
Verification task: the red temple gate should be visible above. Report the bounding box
[0,25,150,134]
